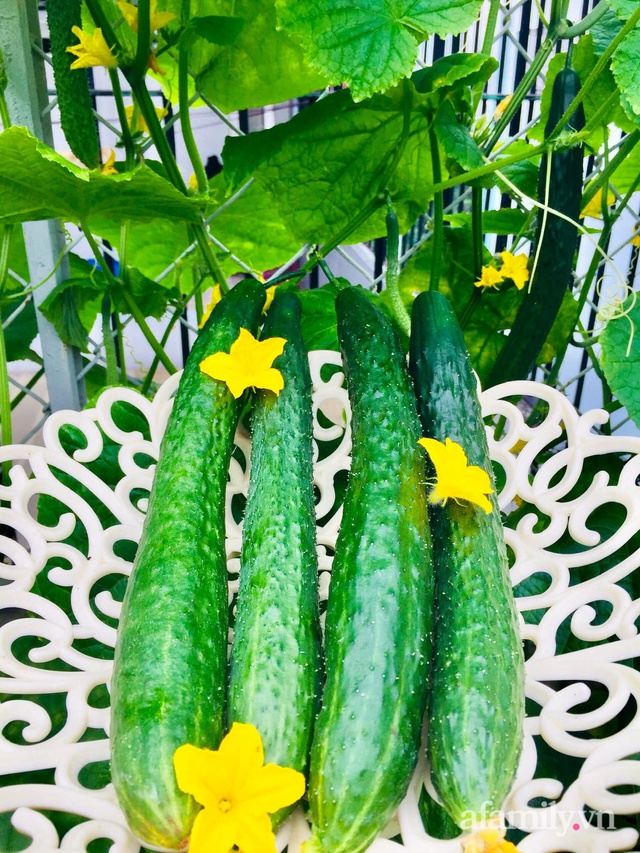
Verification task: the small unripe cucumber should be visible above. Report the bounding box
[45,0,101,169]
[409,290,525,828]
[228,290,322,828]
[110,279,265,850]
[306,286,434,853]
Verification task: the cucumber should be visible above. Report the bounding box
[306,286,434,853]
[487,60,585,386]
[110,279,265,851]
[409,290,525,828]
[45,0,101,169]
[228,290,322,828]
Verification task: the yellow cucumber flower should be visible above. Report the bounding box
[66,26,117,69]
[463,827,519,853]
[198,284,222,328]
[631,233,640,248]
[475,265,504,289]
[199,327,286,398]
[174,723,305,853]
[100,149,118,175]
[418,436,494,514]
[116,0,176,33]
[581,187,615,219]
[497,251,529,290]
[124,104,167,134]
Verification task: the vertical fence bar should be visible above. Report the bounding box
[0,0,86,412]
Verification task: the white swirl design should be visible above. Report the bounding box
[1,360,639,851]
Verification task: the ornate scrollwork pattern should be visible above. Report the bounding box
[1,361,639,852]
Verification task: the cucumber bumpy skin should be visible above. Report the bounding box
[409,290,525,828]
[228,291,322,829]
[306,286,434,853]
[45,0,101,170]
[110,279,265,851]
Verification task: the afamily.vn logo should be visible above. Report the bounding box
[459,801,616,836]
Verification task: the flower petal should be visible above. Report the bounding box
[218,723,265,786]
[234,810,277,853]
[189,805,237,853]
[173,743,229,808]
[199,352,246,398]
[238,763,306,814]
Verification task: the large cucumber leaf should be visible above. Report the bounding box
[275,0,483,101]
[600,293,640,429]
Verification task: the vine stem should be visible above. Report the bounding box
[101,294,119,386]
[179,0,207,192]
[109,69,136,169]
[385,197,410,337]
[82,223,177,376]
[135,0,151,77]
[427,118,444,292]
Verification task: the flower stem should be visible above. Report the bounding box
[109,69,137,169]
[101,294,119,386]
[428,118,444,292]
[135,0,151,78]
[82,223,177,377]
[179,0,207,192]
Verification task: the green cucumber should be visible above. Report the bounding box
[487,60,585,386]
[45,0,101,169]
[228,290,322,827]
[409,290,525,828]
[306,286,434,853]
[110,279,265,851]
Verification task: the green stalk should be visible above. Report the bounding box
[179,0,207,192]
[562,0,611,39]
[483,29,560,154]
[115,312,128,384]
[101,294,119,386]
[471,185,484,282]
[0,93,10,132]
[0,226,14,485]
[82,223,177,377]
[428,118,444,293]
[385,198,410,337]
[472,0,502,109]
[109,69,137,169]
[135,0,151,78]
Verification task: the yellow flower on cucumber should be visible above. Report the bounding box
[174,722,305,853]
[418,436,494,514]
[475,265,504,289]
[199,327,286,398]
[66,26,117,69]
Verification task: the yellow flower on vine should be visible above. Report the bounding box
[581,187,615,219]
[198,285,222,328]
[632,234,640,248]
[66,26,117,69]
[100,150,118,176]
[199,328,286,398]
[418,436,494,514]
[124,104,167,134]
[264,285,278,312]
[116,0,176,33]
[475,265,504,289]
[498,251,529,290]
[174,723,305,853]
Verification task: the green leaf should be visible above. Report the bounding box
[187,0,328,112]
[180,15,244,47]
[610,0,638,20]
[573,37,634,144]
[113,268,180,321]
[276,0,483,101]
[538,290,580,363]
[223,82,434,245]
[591,6,623,55]
[207,174,301,274]
[413,53,498,98]
[611,29,640,121]
[434,99,483,172]
[610,137,640,194]
[2,298,37,362]
[295,281,342,351]
[38,255,106,350]
[0,127,203,227]
[600,294,640,429]
[528,52,567,143]
[444,209,529,235]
